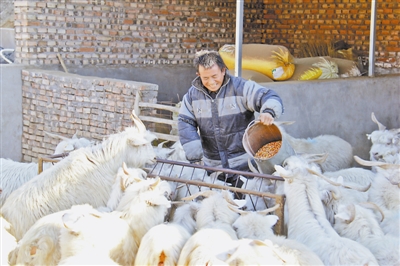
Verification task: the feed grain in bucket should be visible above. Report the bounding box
[243,121,294,174]
[254,140,282,159]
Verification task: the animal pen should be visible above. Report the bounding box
[38,154,286,235]
[37,98,287,236]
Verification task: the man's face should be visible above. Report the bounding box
[197,64,226,92]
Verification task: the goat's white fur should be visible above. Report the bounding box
[274,155,379,265]
[334,203,400,265]
[1,115,157,241]
[231,208,324,265]
[134,202,199,266]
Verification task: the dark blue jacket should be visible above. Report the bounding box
[178,73,283,171]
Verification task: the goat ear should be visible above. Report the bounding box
[128,136,149,146]
[146,196,171,208]
[371,112,386,131]
[64,143,74,152]
[251,239,272,247]
[274,165,292,178]
[320,189,335,204]
[334,210,351,222]
[233,199,247,209]
[266,215,279,227]
[335,204,354,223]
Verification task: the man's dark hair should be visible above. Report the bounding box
[194,50,227,72]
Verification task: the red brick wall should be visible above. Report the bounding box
[13,0,399,70]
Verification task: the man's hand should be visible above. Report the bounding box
[259,112,274,125]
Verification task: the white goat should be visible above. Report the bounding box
[355,156,400,212]
[230,205,324,265]
[0,158,48,208]
[134,202,200,266]
[8,162,148,266]
[0,135,93,208]
[223,238,287,265]
[354,156,400,236]
[334,202,400,265]
[276,122,353,172]
[1,217,17,266]
[367,112,400,163]
[44,131,94,155]
[105,162,148,211]
[274,154,379,265]
[9,208,84,266]
[323,167,376,186]
[116,177,171,256]
[1,111,157,241]
[12,174,171,266]
[177,190,245,265]
[58,204,127,265]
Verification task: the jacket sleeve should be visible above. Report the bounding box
[177,94,203,162]
[243,80,284,119]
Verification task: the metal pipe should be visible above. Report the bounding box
[234,0,244,77]
[155,158,284,181]
[368,0,377,76]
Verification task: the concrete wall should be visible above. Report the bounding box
[259,74,400,166]
[0,64,25,161]
[1,64,399,163]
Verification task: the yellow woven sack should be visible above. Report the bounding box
[290,56,340,81]
[219,44,295,81]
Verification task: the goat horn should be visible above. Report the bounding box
[131,109,146,133]
[346,203,356,224]
[354,155,388,167]
[358,202,385,222]
[222,191,239,207]
[157,140,170,148]
[170,201,185,205]
[181,190,216,201]
[149,177,160,190]
[371,112,386,131]
[122,162,129,175]
[308,168,371,192]
[331,191,338,200]
[43,131,70,140]
[307,168,342,186]
[227,204,248,215]
[176,184,185,189]
[257,204,281,215]
[341,181,371,192]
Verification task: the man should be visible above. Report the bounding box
[178,50,283,189]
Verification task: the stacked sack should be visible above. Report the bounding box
[289,56,362,81]
[219,44,362,82]
[219,44,295,81]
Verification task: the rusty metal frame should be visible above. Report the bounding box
[37,153,69,174]
[147,158,286,236]
[37,155,286,235]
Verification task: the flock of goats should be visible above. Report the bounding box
[1,111,399,265]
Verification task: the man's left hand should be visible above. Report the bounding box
[259,112,274,125]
